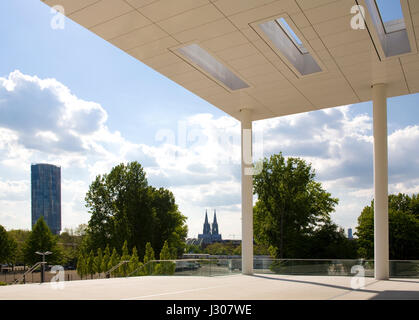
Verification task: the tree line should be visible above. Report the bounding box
[2,157,418,271]
[76,240,175,278]
[0,162,188,270]
[81,162,188,262]
[250,153,419,260]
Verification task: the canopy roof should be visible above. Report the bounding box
[41,0,419,121]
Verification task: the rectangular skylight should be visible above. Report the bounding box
[375,0,405,33]
[258,17,321,76]
[276,17,308,54]
[176,44,249,91]
[375,0,404,24]
[364,0,411,57]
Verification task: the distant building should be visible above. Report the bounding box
[31,164,61,235]
[348,228,353,240]
[198,210,222,244]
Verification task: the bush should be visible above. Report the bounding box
[0,281,7,286]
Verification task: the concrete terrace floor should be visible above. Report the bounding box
[0,274,418,300]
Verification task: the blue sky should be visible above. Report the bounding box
[0,0,418,239]
[375,0,404,22]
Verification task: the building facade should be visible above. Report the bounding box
[31,163,61,235]
[198,210,222,244]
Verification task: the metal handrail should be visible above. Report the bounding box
[13,262,46,284]
[104,260,130,278]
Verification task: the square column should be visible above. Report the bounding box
[372,83,389,280]
[240,108,253,275]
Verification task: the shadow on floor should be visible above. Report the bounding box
[251,274,380,294]
[369,291,419,300]
[388,279,419,284]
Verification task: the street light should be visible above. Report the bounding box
[35,251,52,283]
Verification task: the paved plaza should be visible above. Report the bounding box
[0,274,418,300]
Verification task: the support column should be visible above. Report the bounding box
[372,83,389,280]
[241,108,253,275]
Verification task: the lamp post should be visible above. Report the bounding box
[35,251,52,283]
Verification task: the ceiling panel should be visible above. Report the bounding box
[40,0,419,121]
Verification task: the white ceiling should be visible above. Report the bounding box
[41,0,419,121]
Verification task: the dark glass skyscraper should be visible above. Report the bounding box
[31,164,61,235]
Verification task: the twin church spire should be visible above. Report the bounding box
[198,209,222,244]
[203,209,219,236]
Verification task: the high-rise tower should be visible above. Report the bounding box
[31,163,61,235]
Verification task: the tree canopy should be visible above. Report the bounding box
[356,193,419,259]
[84,162,188,259]
[23,216,62,265]
[253,153,348,259]
[0,225,17,264]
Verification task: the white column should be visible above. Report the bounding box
[372,83,389,280]
[241,108,253,275]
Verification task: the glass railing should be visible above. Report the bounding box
[125,258,242,278]
[253,258,375,277]
[4,258,418,285]
[253,258,419,278]
[390,260,419,278]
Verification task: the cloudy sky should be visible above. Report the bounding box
[0,1,418,239]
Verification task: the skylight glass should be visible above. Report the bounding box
[176,44,249,91]
[258,18,322,76]
[364,0,411,57]
[375,0,405,33]
[375,0,404,23]
[277,18,302,45]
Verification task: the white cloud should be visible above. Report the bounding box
[0,70,418,240]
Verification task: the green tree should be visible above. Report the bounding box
[149,188,188,258]
[128,246,143,276]
[93,248,103,275]
[58,228,85,268]
[0,225,17,264]
[118,240,130,276]
[185,244,203,254]
[143,242,155,275]
[253,153,339,259]
[355,204,374,258]
[101,245,111,273]
[356,193,419,259]
[231,243,271,256]
[76,253,86,279]
[307,223,358,259]
[23,216,62,265]
[204,242,234,255]
[109,248,120,276]
[84,162,188,259]
[155,240,175,275]
[7,229,30,266]
[86,250,95,279]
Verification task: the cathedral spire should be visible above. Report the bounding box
[203,209,211,235]
[211,209,219,235]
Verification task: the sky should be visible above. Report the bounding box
[0,0,418,239]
